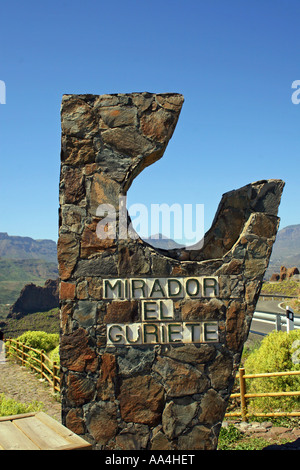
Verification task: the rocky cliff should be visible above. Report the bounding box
[8,278,59,319]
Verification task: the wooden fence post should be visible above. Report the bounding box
[53,361,57,393]
[21,343,25,367]
[239,367,247,422]
[40,350,44,379]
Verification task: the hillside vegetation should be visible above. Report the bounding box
[1,308,60,338]
[0,233,58,311]
[0,258,58,305]
[261,279,300,297]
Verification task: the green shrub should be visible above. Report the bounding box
[49,345,60,365]
[244,330,300,412]
[218,424,243,450]
[7,331,60,372]
[16,331,59,352]
[0,393,44,417]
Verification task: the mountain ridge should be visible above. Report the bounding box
[0,223,298,307]
[0,232,57,263]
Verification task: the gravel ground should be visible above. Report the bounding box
[0,360,61,422]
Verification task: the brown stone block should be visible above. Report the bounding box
[61,136,95,166]
[57,232,79,280]
[60,328,98,373]
[104,300,139,323]
[66,372,96,406]
[115,423,150,450]
[177,425,215,450]
[198,389,226,425]
[246,213,278,238]
[218,259,243,275]
[150,431,173,450]
[244,257,266,279]
[118,375,164,426]
[101,126,154,158]
[77,280,88,299]
[80,219,116,258]
[60,302,73,334]
[225,301,247,352]
[97,353,116,400]
[140,108,177,144]
[162,400,197,439]
[65,408,85,435]
[155,93,184,111]
[153,356,209,397]
[208,350,233,390]
[61,96,98,138]
[89,172,120,213]
[60,281,76,300]
[87,277,102,299]
[164,343,216,365]
[62,166,86,205]
[181,298,225,321]
[87,402,118,446]
[100,106,137,128]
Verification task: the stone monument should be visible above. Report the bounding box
[58,92,284,450]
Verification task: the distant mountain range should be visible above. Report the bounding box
[0,232,58,306]
[0,232,57,262]
[142,233,184,250]
[265,224,300,278]
[0,223,299,308]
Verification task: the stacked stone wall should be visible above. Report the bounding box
[58,92,284,450]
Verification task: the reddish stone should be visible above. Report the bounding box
[198,389,226,425]
[60,282,76,300]
[248,213,278,238]
[60,328,98,372]
[66,373,95,406]
[287,267,299,278]
[104,300,139,323]
[226,301,247,352]
[181,299,225,321]
[80,219,116,258]
[87,277,102,299]
[61,136,95,166]
[97,353,116,400]
[153,356,208,397]
[140,108,176,144]
[65,408,85,435]
[63,166,85,204]
[87,402,118,445]
[57,233,79,280]
[89,172,120,212]
[118,375,164,426]
[60,303,73,334]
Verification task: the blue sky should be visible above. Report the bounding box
[0,0,299,243]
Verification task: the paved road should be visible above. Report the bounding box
[255,298,285,314]
[250,298,298,336]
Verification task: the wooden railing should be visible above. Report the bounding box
[225,367,300,421]
[5,338,60,393]
[4,340,300,422]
